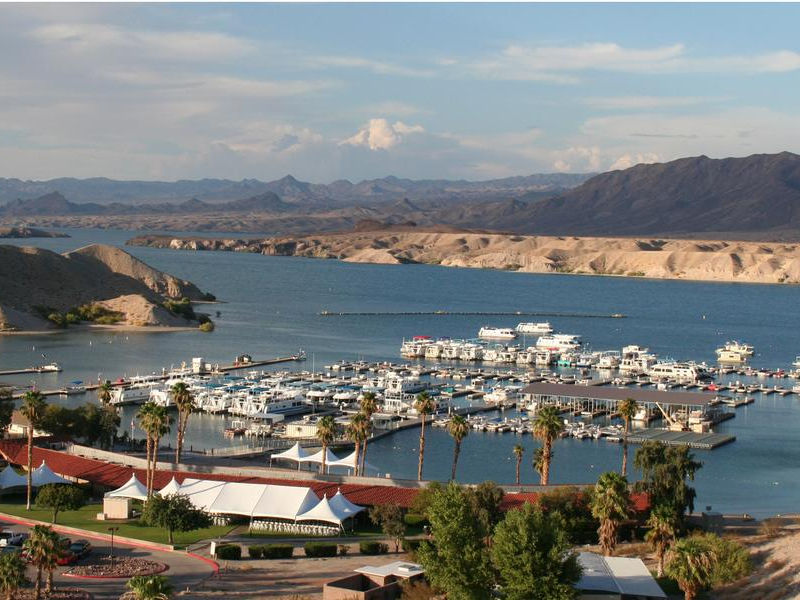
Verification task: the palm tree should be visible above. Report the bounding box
[532,446,545,480]
[137,402,156,497]
[512,444,524,485]
[414,391,435,481]
[127,574,174,600]
[591,471,632,556]
[666,538,716,600]
[618,397,638,477]
[646,504,679,577]
[171,382,194,463]
[447,415,469,481]
[149,405,172,495]
[137,402,172,496]
[346,412,368,476]
[0,551,28,600]
[316,415,338,474]
[23,525,59,600]
[532,405,563,485]
[359,392,377,475]
[20,390,46,510]
[97,381,113,405]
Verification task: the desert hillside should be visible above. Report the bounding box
[0,243,213,332]
[129,230,800,285]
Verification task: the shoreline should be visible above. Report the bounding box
[0,323,200,336]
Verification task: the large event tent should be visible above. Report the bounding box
[269,442,310,469]
[31,461,71,486]
[250,484,319,520]
[299,447,339,473]
[0,465,27,490]
[105,474,148,501]
[326,450,358,473]
[158,477,182,496]
[296,496,347,525]
[329,489,364,518]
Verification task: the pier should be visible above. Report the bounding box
[627,429,736,450]
[320,310,626,319]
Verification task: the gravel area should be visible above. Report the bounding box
[65,556,167,578]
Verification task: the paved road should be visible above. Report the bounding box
[0,519,216,599]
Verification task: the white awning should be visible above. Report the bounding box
[0,465,27,490]
[158,476,182,497]
[105,474,148,501]
[31,461,71,487]
[327,450,358,470]
[299,447,339,465]
[577,552,666,598]
[270,442,310,463]
[295,495,348,526]
[328,489,364,518]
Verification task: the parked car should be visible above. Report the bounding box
[56,537,77,566]
[0,531,28,547]
[68,540,92,559]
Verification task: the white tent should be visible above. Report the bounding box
[158,477,182,497]
[31,461,71,487]
[299,447,340,472]
[328,489,364,518]
[326,450,359,473]
[105,474,148,501]
[177,478,226,511]
[269,442,310,468]
[296,496,350,526]
[208,482,268,517]
[0,465,28,490]
[250,484,319,521]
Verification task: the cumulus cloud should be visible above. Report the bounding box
[609,153,661,170]
[340,118,425,150]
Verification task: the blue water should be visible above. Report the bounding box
[2,228,800,516]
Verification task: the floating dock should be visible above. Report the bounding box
[627,429,735,450]
[320,310,626,319]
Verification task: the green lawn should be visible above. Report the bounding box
[0,501,234,549]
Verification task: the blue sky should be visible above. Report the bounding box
[1,3,799,182]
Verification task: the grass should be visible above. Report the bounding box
[0,501,233,549]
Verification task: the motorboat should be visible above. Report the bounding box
[515,322,553,335]
[478,327,517,339]
[536,334,581,353]
[716,341,754,362]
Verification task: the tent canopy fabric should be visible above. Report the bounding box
[32,461,71,486]
[0,465,27,490]
[158,477,182,497]
[299,447,339,465]
[208,482,268,517]
[271,442,311,462]
[250,484,319,521]
[296,496,350,525]
[106,474,148,500]
[327,450,358,470]
[329,490,365,518]
[177,478,226,511]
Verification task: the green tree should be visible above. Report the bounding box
[533,446,545,481]
[81,403,120,449]
[538,486,598,545]
[416,483,493,600]
[645,504,678,577]
[410,481,444,520]
[35,484,87,524]
[414,391,435,481]
[665,537,716,600]
[466,481,505,540]
[690,532,752,586]
[0,387,14,439]
[359,392,377,475]
[21,390,47,510]
[127,574,174,600]
[23,524,59,600]
[346,412,368,476]
[0,550,28,600]
[590,471,631,556]
[315,415,338,474]
[491,503,582,600]
[447,415,469,482]
[369,503,406,552]
[138,402,172,496]
[513,444,524,485]
[171,382,194,463]
[142,493,213,545]
[634,441,702,528]
[617,397,638,477]
[97,381,113,405]
[532,406,563,485]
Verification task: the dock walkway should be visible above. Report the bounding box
[627,429,735,450]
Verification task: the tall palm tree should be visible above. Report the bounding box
[532,405,563,485]
[590,471,632,556]
[171,382,194,464]
[0,551,28,600]
[137,402,172,496]
[618,397,638,477]
[359,392,377,475]
[447,415,469,481]
[137,402,157,496]
[532,446,545,481]
[20,390,46,510]
[666,538,716,600]
[23,525,59,600]
[316,415,338,474]
[646,504,679,577]
[512,444,524,485]
[346,412,368,476]
[96,381,113,405]
[149,405,172,495]
[413,391,435,481]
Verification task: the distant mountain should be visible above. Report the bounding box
[490,152,800,237]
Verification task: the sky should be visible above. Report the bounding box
[1,3,800,183]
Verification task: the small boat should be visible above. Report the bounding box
[224,419,247,438]
[478,327,517,340]
[35,362,62,373]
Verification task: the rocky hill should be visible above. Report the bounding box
[0,244,213,332]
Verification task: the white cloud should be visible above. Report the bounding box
[341,118,425,150]
[306,55,434,78]
[609,153,661,170]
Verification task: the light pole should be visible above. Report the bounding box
[108,526,119,567]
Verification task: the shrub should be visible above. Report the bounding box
[262,544,294,559]
[247,545,263,559]
[216,544,242,560]
[303,542,337,558]
[760,518,783,538]
[404,513,426,527]
[163,298,197,320]
[359,541,389,555]
[199,321,215,332]
[402,539,422,554]
[338,544,350,556]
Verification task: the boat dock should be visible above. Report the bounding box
[0,366,62,377]
[320,310,626,319]
[627,429,736,450]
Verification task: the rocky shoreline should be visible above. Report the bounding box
[127,231,800,285]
